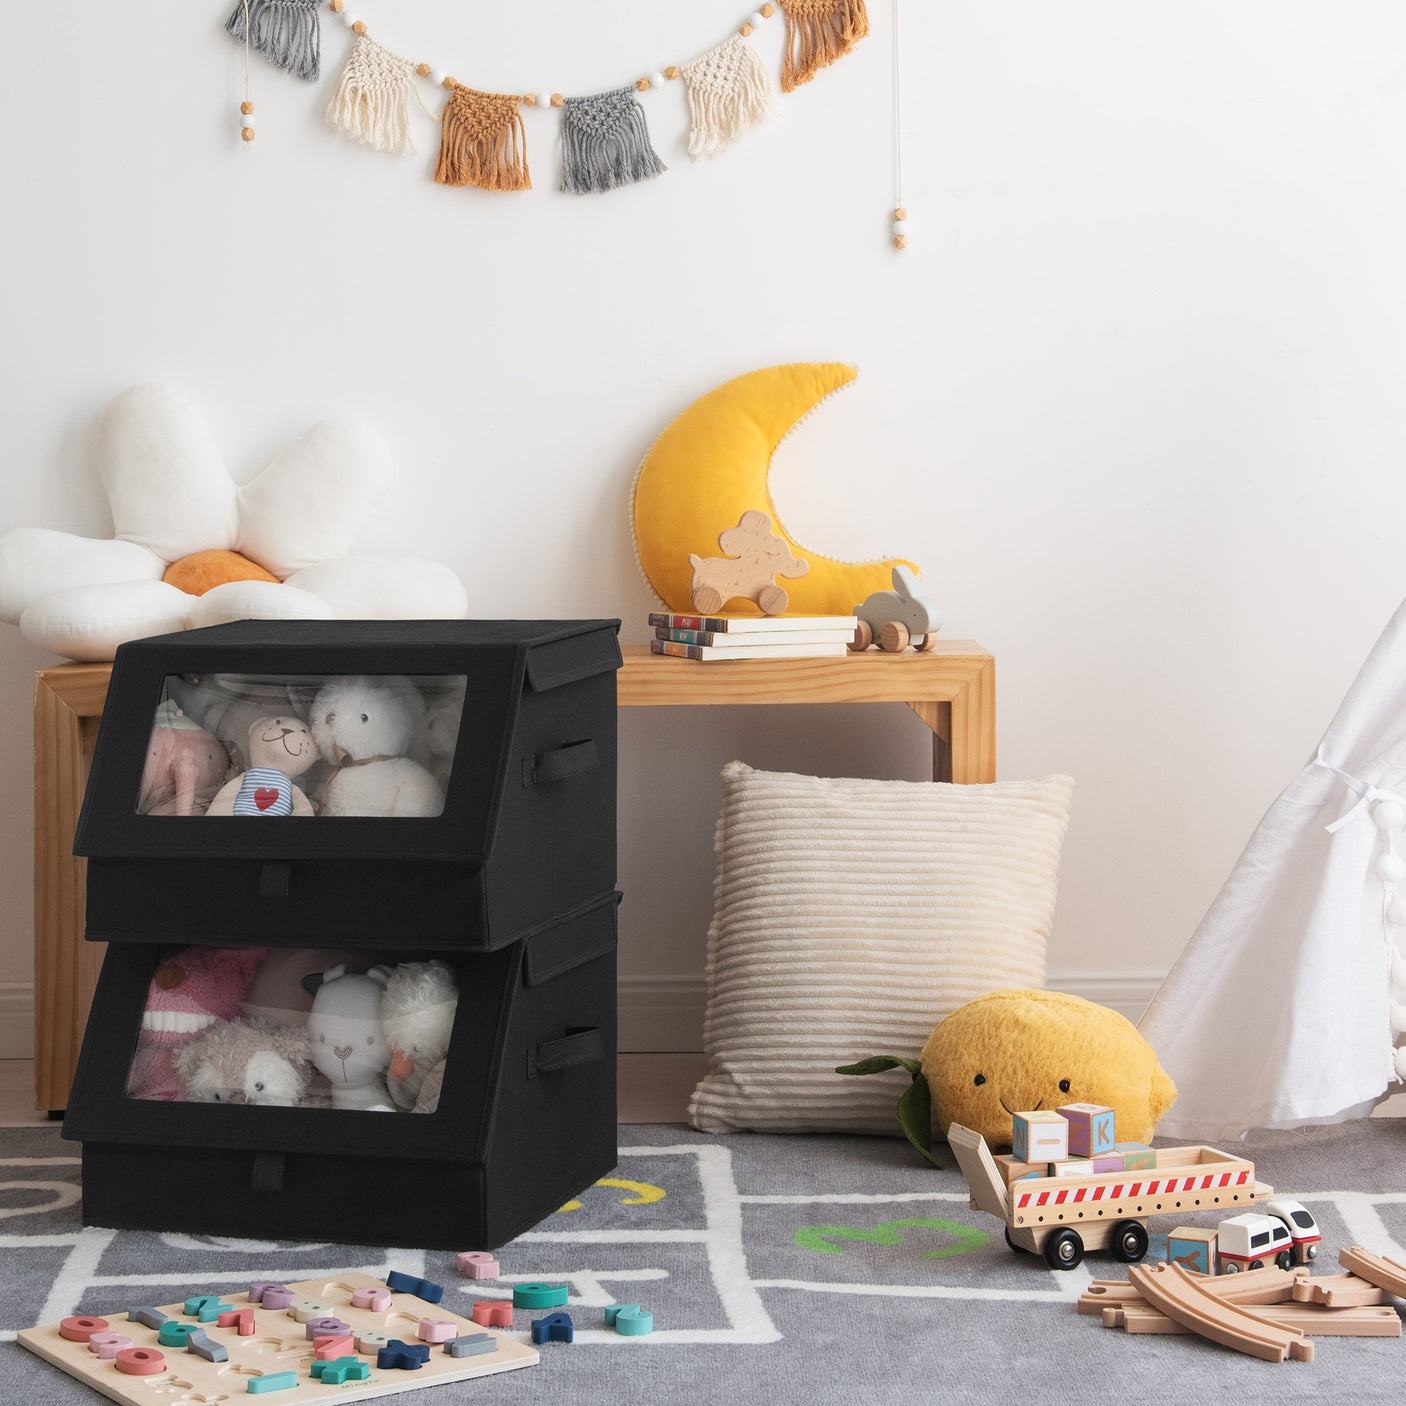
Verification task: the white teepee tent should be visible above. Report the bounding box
[1139,598,1406,1140]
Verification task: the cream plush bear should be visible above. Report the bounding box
[309,677,444,817]
[379,960,458,1114]
[174,1017,313,1106]
[205,716,317,816]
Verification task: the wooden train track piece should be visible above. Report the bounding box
[1098,1299,1400,1338]
[1292,1271,1390,1308]
[1128,1262,1314,1362]
[1197,1266,1308,1305]
[1338,1246,1406,1298]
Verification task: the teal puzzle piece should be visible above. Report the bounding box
[246,1372,299,1394]
[311,1357,371,1384]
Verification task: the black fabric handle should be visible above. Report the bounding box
[522,739,599,787]
[527,1026,606,1079]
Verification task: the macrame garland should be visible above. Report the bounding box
[559,88,666,195]
[680,33,775,160]
[435,83,531,192]
[777,0,870,92]
[226,0,322,83]
[326,34,417,155]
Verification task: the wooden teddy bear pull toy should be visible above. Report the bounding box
[205,716,317,816]
[689,510,809,616]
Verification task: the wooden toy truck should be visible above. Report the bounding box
[947,1123,1274,1270]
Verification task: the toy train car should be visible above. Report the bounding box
[947,1123,1275,1271]
[1211,1201,1321,1273]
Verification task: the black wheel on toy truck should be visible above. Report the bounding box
[1004,1227,1028,1253]
[1043,1229,1084,1270]
[1108,1220,1150,1264]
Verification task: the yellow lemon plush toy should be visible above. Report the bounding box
[839,989,1177,1167]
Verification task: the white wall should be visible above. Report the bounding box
[4,1,1406,1051]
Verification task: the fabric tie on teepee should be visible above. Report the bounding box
[680,33,775,160]
[435,83,531,192]
[226,0,322,82]
[777,0,870,92]
[559,88,667,194]
[326,34,418,154]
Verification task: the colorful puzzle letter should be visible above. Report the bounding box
[457,1252,500,1279]
[114,1348,166,1376]
[1058,1103,1116,1158]
[445,1333,497,1358]
[311,1357,371,1384]
[471,1301,513,1328]
[351,1287,392,1311]
[1012,1111,1068,1164]
[532,1312,574,1344]
[246,1371,299,1393]
[218,1308,257,1336]
[377,1339,432,1371]
[59,1316,110,1343]
[185,1329,228,1363]
[513,1283,568,1309]
[385,1270,444,1304]
[605,1304,654,1336]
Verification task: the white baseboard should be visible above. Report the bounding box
[617,970,1167,1053]
[0,983,34,1059]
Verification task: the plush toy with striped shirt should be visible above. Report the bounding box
[206,716,317,817]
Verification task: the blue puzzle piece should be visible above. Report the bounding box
[311,1357,371,1384]
[127,1308,170,1329]
[377,1339,431,1371]
[531,1312,574,1345]
[185,1329,228,1363]
[444,1334,497,1358]
[384,1270,443,1304]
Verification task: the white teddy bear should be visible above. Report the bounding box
[379,960,459,1114]
[173,1018,313,1107]
[305,963,395,1111]
[309,676,444,817]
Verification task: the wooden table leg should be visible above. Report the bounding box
[907,658,996,783]
[32,677,103,1113]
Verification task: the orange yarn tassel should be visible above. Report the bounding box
[434,83,531,192]
[777,0,870,92]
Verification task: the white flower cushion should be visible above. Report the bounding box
[689,762,1075,1136]
[283,557,470,620]
[20,581,194,661]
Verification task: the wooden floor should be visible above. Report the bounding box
[0,1055,709,1128]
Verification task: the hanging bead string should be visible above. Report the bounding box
[239,0,256,143]
[1372,798,1406,1083]
[324,0,774,113]
[890,0,907,248]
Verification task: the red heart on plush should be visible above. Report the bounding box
[254,787,280,811]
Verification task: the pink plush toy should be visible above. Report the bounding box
[126,944,267,1101]
[138,700,232,816]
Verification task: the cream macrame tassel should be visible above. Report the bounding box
[681,33,775,160]
[326,34,417,155]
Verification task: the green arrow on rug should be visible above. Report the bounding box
[794,1218,990,1259]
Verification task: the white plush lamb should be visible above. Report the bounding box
[305,964,394,1110]
[379,960,459,1114]
[309,676,444,817]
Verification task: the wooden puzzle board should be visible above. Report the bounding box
[17,1271,538,1405]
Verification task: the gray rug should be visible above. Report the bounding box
[2,1121,1405,1403]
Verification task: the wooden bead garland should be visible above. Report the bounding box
[892,206,908,249]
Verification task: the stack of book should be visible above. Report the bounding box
[648,612,858,661]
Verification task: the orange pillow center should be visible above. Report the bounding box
[162,550,280,597]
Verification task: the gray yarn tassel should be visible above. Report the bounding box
[226,0,321,82]
[559,88,667,195]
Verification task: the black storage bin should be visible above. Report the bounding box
[61,618,623,1249]
[64,894,620,1248]
[74,618,622,950]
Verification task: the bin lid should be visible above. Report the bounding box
[73,618,620,864]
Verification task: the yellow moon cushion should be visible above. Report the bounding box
[921,989,1178,1149]
[631,361,917,615]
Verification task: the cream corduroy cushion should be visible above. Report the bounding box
[688,763,1075,1135]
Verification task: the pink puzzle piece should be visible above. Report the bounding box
[471,1302,513,1328]
[87,1333,131,1359]
[457,1253,500,1279]
[351,1287,392,1311]
[417,1319,458,1343]
[314,1335,356,1360]
[217,1308,256,1336]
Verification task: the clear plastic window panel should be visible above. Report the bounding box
[137,674,466,817]
[127,945,459,1114]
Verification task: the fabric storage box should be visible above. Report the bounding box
[74,618,621,950]
[63,893,621,1249]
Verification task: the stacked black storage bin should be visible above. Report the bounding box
[62,619,622,1250]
